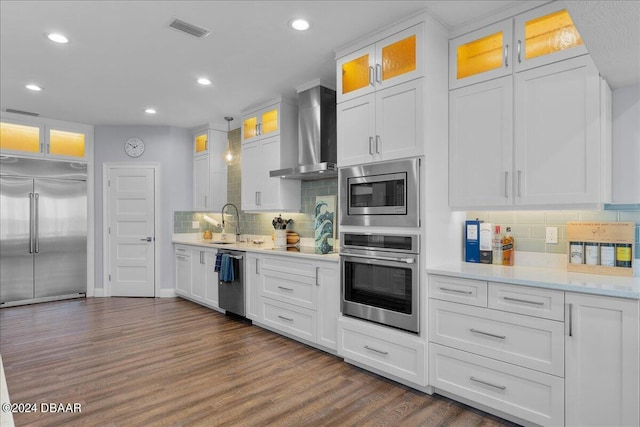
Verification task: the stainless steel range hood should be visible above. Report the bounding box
[270,84,337,180]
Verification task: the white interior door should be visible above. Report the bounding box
[108,167,155,296]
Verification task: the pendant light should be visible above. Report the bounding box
[223,116,234,165]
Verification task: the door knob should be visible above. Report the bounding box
[140,237,153,242]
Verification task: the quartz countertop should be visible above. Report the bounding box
[172,234,339,262]
[427,262,640,300]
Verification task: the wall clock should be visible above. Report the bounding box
[124,137,145,158]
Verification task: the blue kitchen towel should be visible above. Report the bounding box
[214,252,222,272]
[220,254,234,282]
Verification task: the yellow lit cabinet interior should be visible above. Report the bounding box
[450,3,587,89]
[241,106,280,143]
[337,23,424,103]
[0,117,90,161]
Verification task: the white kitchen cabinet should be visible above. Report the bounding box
[565,292,639,427]
[174,245,220,311]
[175,245,192,296]
[192,129,227,211]
[248,252,339,352]
[449,76,513,208]
[450,55,610,209]
[0,113,92,161]
[337,315,426,387]
[449,3,587,89]
[241,99,296,143]
[241,136,300,212]
[336,23,424,103]
[337,78,423,167]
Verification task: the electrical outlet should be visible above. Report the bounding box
[546,226,558,244]
[192,221,200,229]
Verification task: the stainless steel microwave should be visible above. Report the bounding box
[339,158,420,227]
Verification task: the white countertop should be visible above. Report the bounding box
[172,234,339,262]
[427,262,640,300]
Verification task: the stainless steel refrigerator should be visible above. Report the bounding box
[1,156,87,307]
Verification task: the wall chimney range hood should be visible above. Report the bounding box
[270,83,337,180]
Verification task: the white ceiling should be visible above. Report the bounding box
[1,1,638,131]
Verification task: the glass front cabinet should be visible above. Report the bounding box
[450,3,587,89]
[0,115,91,161]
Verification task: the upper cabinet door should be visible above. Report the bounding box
[241,105,281,143]
[46,125,87,160]
[0,119,44,157]
[337,23,423,103]
[449,20,513,89]
[194,131,208,156]
[514,3,587,73]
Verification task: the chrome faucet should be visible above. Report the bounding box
[221,203,240,238]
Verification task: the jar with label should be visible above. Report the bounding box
[569,241,584,264]
[584,242,598,265]
[600,243,615,267]
[616,243,632,268]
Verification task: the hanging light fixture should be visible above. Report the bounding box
[223,116,234,165]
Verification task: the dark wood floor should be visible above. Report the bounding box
[0,297,519,427]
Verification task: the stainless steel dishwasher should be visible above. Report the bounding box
[217,249,245,317]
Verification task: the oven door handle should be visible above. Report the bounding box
[341,253,415,264]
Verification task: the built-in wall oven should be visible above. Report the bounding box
[339,158,420,227]
[340,232,420,334]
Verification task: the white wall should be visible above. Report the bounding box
[612,84,640,204]
[94,125,192,292]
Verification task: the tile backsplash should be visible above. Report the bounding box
[467,210,640,259]
[174,128,338,239]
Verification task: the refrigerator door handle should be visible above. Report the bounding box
[29,192,35,254]
[34,193,40,254]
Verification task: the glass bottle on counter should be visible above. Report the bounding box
[570,241,584,264]
[492,225,503,265]
[585,242,598,265]
[600,243,615,267]
[502,227,514,266]
[616,243,632,268]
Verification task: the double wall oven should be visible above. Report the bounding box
[338,157,422,334]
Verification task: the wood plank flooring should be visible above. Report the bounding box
[0,298,519,427]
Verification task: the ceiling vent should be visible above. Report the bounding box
[5,108,39,117]
[169,18,210,39]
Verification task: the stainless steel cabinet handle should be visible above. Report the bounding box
[503,296,544,306]
[568,303,573,337]
[470,376,506,391]
[375,64,382,83]
[204,195,207,209]
[176,255,189,261]
[364,345,388,355]
[517,40,522,63]
[256,259,260,274]
[315,266,320,287]
[504,171,509,198]
[200,251,204,264]
[225,254,243,260]
[504,44,509,67]
[470,328,506,340]
[34,193,40,253]
[517,170,522,197]
[368,137,374,155]
[278,286,294,292]
[369,66,375,86]
[375,135,381,154]
[278,315,294,322]
[439,287,472,295]
[29,193,34,254]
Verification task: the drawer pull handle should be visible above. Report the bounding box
[503,296,544,306]
[470,328,506,340]
[470,376,506,391]
[278,286,294,292]
[439,287,473,295]
[364,345,388,355]
[277,315,294,322]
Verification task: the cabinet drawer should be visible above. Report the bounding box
[430,343,564,427]
[429,275,487,307]
[429,300,564,376]
[489,282,564,321]
[338,317,426,385]
[261,255,317,277]
[262,298,316,343]
[261,270,316,310]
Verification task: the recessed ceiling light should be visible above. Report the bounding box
[197,77,212,86]
[47,33,69,44]
[26,84,43,91]
[290,18,310,31]
[145,108,157,114]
